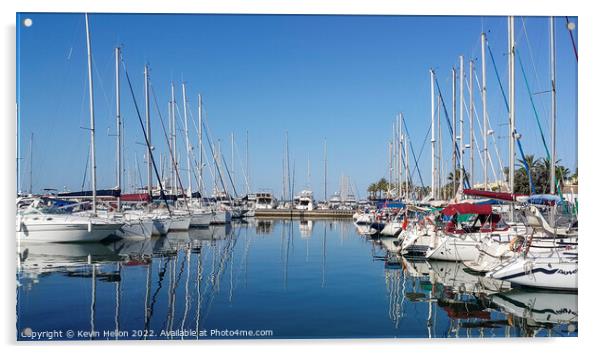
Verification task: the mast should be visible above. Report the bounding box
[508,17,516,194]
[452,66,457,193]
[246,130,249,195]
[481,32,489,190]
[404,129,409,199]
[85,13,97,214]
[170,83,177,195]
[323,138,327,202]
[430,69,436,199]
[198,94,203,199]
[231,132,235,192]
[459,55,465,189]
[115,46,122,210]
[144,65,152,200]
[182,82,192,198]
[437,95,442,199]
[550,16,557,195]
[28,133,33,194]
[396,112,405,200]
[469,59,475,187]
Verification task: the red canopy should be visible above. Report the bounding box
[441,203,492,216]
[462,189,527,201]
[120,193,151,202]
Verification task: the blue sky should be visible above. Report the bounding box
[16,13,577,199]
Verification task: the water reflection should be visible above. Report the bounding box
[16,220,576,340]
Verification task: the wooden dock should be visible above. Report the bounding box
[254,209,354,219]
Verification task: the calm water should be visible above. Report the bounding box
[16,219,577,340]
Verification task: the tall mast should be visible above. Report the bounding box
[459,55,465,190]
[170,83,177,194]
[115,46,122,210]
[231,132,235,192]
[85,13,97,214]
[398,114,402,199]
[452,66,457,193]
[323,138,327,201]
[182,82,192,198]
[388,140,393,197]
[144,65,152,200]
[469,59,475,187]
[29,133,33,194]
[550,16,557,195]
[198,94,203,199]
[430,69,436,199]
[437,95,445,199]
[481,32,489,190]
[404,129,409,199]
[508,17,516,194]
[246,130,249,195]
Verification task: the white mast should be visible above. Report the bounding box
[144,65,152,199]
[469,59,475,187]
[198,94,203,198]
[85,13,97,214]
[430,69,436,199]
[404,129,409,199]
[115,46,122,210]
[231,132,235,192]
[452,66,457,193]
[550,16,557,195]
[398,114,402,199]
[508,17,516,194]
[459,55,465,190]
[182,82,192,198]
[481,32,489,190]
[246,130,249,195]
[170,83,177,194]
[437,95,445,199]
[323,138,327,201]
[29,133,33,194]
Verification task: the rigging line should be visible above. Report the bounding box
[472,73,513,187]
[520,17,551,127]
[120,60,171,215]
[516,48,551,159]
[487,41,510,112]
[410,125,430,186]
[233,139,251,194]
[173,99,207,197]
[484,44,536,194]
[201,117,231,200]
[401,116,425,187]
[433,75,471,189]
[220,153,239,197]
[149,83,191,211]
[461,83,487,178]
[81,142,90,191]
[565,17,578,61]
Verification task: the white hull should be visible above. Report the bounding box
[190,210,213,227]
[151,219,172,236]
[169,216,191,231]
[488,253,578,291]
[425,235,483,261]
[381,222,402,236]
[17,222,121,243]
[118,219,154,239]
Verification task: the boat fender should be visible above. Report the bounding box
[88,221,92,232]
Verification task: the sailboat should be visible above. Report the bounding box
[16,14,123,243]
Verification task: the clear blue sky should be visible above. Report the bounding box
[16,13,577,199]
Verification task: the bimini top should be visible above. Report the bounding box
[441,203,492,216]
[527,194,562,206]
